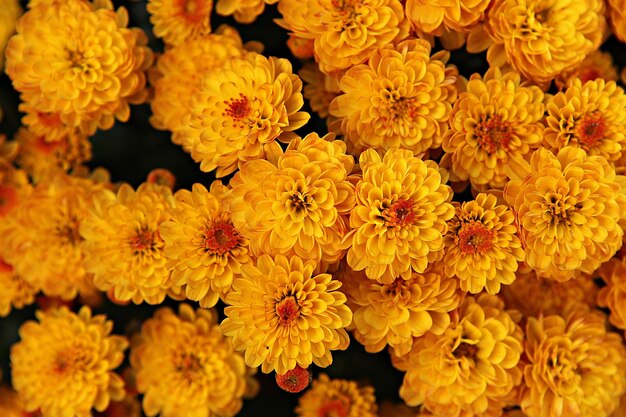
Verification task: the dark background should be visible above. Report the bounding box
[0,1,625,415]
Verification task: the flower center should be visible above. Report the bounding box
[175,352,203,374]
[317,399,349,417]
[575,112,606,149]
[275,296,300,325]
[201,221,240,255]
[458,221,494,256]
[223,94,252,128]
[54,346,91,375]
[129,228,157,253]
[330,0,364,28]
[289,192,310,213]
[383,278,408,298]
[544,194,578,225]
[176,0,210,23]
[383,199,417,228]
[56,217,82,246]
[454,342,478,360]
[475,115,512,154]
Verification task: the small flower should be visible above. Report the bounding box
[147,0,213,46]
[11,306,128,417]
[0,258,37,317]
[295,374,377,417]
[131,304,255,417]
[597,258,626,332]
[503,147,626,281]
[160,182,251,307]
[275,366,312,393]
[443,193,524,294]
[216,0,278,23]
[330,39,458,155]
[287,34,314,59]
[221,254,352,374]
[0,0,21,70]
[345,148,454,284]
[555,50,618,90]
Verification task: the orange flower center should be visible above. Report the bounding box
[176,0,210,23]
[383,199,416,228]
[35,135,60,154]
[129,228,157,252]
[275,296,300,325]
[575,112,606,149]
[175,352,204,380]
[0,185,18,217]
[56,217,82,246]
[475,115,512,154]
[54,346,90,375]
[330,0,364,28]
[289,192,311,213]
[37,111,63,128]
[223,94,252,128]
[458,221,494,255]
[202,221,240,255]
[317,399,349,417]
[147,168,176,189]
[454,342,478,359]
[384,278,408,298]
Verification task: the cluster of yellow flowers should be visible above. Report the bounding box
[1,0,626,417]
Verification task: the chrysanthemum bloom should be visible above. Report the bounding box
[542,79,626,163]
[397,294,524,417]
[147,0,213,46]
[608,0,626,42]
[80,182,181,305]
[221,254,352,374]
[503,147,626,281]
[216,0,277,23]
[0,258,37,317]
[501,269,598,319]
[597,258,626,331]
[330,40,457,155]
[149,30,247,151]
[521,309,626,417]
[441,68,544,189]
[467,0,606,87]
[275,366,312,393]
[131,304,255,417]
[15,127,92,182]
[339,263,462,356]
[405,0,491,35]
[160,182,251,308]
[277,0,409,75]
[11,306,127,417]
[295,374,377,417]
[146,168,176,189]
[345,148,454,284]
[5,0,153,136]
[0,173,105,299]
[443,193,524,294]
[0,0,21,70]
[185,53,309,177]
[228,133,355,265]
[287,34,314,59]
[555,50,618,90]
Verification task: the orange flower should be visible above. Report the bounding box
[147,0,213,46]
[215,0,278,23]
[555,50,618,90]
[295,374,377,417]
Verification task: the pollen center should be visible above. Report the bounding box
[54,346,90,375]
[275,296,300,325]
[202,221,240,255]
[56,217,82,246]
[475,115,512,154]
[224,94,252,125]
[454,342,478,360]
[383,199,417,228]
[458,221,495,255]
[576,112,606,149]
[176,0,209,22]
[317,399,349,417]
[129,228,156,252]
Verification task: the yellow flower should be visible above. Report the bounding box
[5,0,153,136]
[184,53,309,177]
[405,0,491,35]
[0,0,21,70]
[521,309,626,417]
[468,0,606,87]
[398,294,524,417]
[160,182,251,308]
[503,147,626,281]
[441,68,544,189]
[555,50,618,90]
[147,0,212,46]
[345,148,454,284]
[0,258,37,317]
[597,258,626,331]
[287,34,315,59]
[149,30,247,152]
[11,306,128,417]
[443,193,524,294]
[277,0,409,75]
[228,133,355,265]
[543,79,626,163]
[18,102,80,144]
[221,254,352,374]
[295,374,377,417]
[0,173,105,299]
[339,263,462,356]
[330,39,458,155]
[608,0,626,43]
[216,0,278,23]
[131,304,256,417]
[80,182,181,305]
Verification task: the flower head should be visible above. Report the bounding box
[295,374,377,417]
[221,254,352,374]
[0,0,21,70]
[345,148,454,284]
[147,0,213,46]
[275,366,312,393]
[6,0,153,136]
[11,306,127,417]
[555,50,618,90]
[277,0,409,75]
[442,68,544,189]
[330,39,458,155]
[80,182,180,304]
[503,147,626,281]
[131,304,255,417]
[216,0,278,23]
[160,182,251,308]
